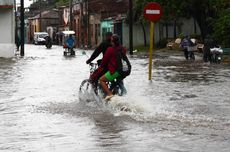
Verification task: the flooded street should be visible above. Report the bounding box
[0,45,229,152]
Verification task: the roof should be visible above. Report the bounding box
[28,10,58,20]
[88,0,129,20]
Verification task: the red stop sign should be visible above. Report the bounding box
[144,2,163,22]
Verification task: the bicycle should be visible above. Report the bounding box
[79,62,126,102]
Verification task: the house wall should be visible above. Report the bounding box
[63,8,69,26]
[162,18,201,38]
[89,14,101,47]
[123,22,151,48]
[0,0,13,5]
[180,18,201,36]
[0,8,15,57]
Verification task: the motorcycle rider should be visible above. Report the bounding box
[45,35,52,48]
[86,32,112,84]
[86,32,113,65]
[65,35,75,53]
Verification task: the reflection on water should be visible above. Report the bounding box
[0,45,229,152]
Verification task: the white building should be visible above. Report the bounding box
[0,0,15,58]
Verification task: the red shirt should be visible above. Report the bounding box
[100,45,126,74]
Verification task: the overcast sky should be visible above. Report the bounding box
[16,0,33,7]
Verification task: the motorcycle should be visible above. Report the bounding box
[210,46,223,63]
[45,36,52,49]
[79,62,127,103]
[62,31,76,56]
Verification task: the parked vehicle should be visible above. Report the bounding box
[34,32,49,45]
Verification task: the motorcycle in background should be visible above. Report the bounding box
[45,36,52,49]
[210,46,223,63]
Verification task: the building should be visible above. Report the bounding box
[71,0,129,48]
[0,0,15,58]
[28,10,59,43]
[26,0,202,50]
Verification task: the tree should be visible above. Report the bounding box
[55,0,69,6]
[29,0,57,10]
[213,8,230,47]
[182,0,229,40]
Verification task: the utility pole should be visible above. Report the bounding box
[20,0,25,56]
[39,0,42,31]
[87,0,91,48]
[69,0,73,30]
[129,0,133,55]
[14,0,18,48]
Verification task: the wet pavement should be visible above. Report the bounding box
[0,44,230,152]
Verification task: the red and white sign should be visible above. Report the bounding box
[144,2,163,22]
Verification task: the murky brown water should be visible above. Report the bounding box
[0,45,229,152]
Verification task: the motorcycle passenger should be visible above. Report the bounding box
[99,34,127,100]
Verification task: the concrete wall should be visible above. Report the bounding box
[123,22,160,48]
[0,8,15,58]
[180,18,201,36]
[0,0,13,5]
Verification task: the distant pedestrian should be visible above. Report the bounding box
[15,34,20,51]
[180,36,195,60]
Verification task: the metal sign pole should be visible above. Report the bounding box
[20,0,24,56]
[129,0,133,55]
[148,22,154,80]
[144,2,162,80]
[69,0,73,30]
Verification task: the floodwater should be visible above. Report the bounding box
[0,45,229,152]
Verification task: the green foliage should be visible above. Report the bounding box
[178,33,184,39]
[213,8,230,47]
[55,0,69,7]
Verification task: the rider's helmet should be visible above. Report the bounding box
[111,34,120,46]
